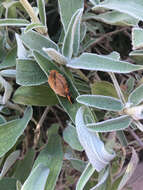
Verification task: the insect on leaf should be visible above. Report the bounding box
[48,70,72,104]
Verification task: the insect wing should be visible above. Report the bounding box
[48,70,67,97]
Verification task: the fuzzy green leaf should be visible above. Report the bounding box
[77,95,124,111]
[90,168,109,190]
[33,124,63,190]
[91,81,118,98]
[20,31,58,58]
[87,116,132,132]
[117,148,139,190]
[0,150,20,178]
[76,107,115,171]
[37,0,46,26]
[25,23,46,33]
[132,27,143,50]
[62,8,83,58]
[58,0,84,31]
[84,11,139,26]
[76,163,95,190]
[0,19,29,26]
[92,0,143,21]
[63,124,83,151]
[0,47,17,69]
[129,50,143,65]
[0,178,17,190]
[67,53,143,73]
[0,107,32,157]
[16,59,47,86]
[13,150,35,184]
[128,84,143,105]
[21,164,50,190]
[12,85,58,106]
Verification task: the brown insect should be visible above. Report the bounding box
[48,70,72,103]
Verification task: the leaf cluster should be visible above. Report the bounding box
[0,0,143,189]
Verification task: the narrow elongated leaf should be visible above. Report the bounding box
[21,164,50,190]
[33,50,80,123]
[37,0,46,26]
[0,19,29,26]
[16,59,47,86]
[65,154,86,172]
[80,38,96,53]
[132,27,143,50]
[70,159,86,173]
[76,107,115,172]
[0,69,16,78]
[80,22,87,42]
[12,85,58,106]
[0,150,20,178]
[90,168,109,190]
[86,116,132,132]
[84,11,139,26]
[33,125,63,190]
[91,81,118,98]
[77,95,124,111]
[76,163,95,190]
[65,145,84,162]
[62,8,83,58]
[25,23,46,33]
[63,124,83,151]
[0,107,32,157]
[128,84,143,105]
[67,53,143,73]
[116,131,128,147]
[13,150,35,184]
[20,31,58,58]
[126,77,135,94]
[117,148,139,190]
[92,0,143,21]
[58,0,84,31]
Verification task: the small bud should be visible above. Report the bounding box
[123,104,143,120]
[43,48,67,65]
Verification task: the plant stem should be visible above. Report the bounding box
[75,69,89,82]
[128,127,143,147]
[89,27,129,49]
[20,0,48,35]
[133,120,143,132]
[6,100,38,125]
[109,72,126,104]
[34,106,50,148]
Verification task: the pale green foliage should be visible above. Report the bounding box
[0,0,143,189]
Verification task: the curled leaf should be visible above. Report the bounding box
[75,107,115,172]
